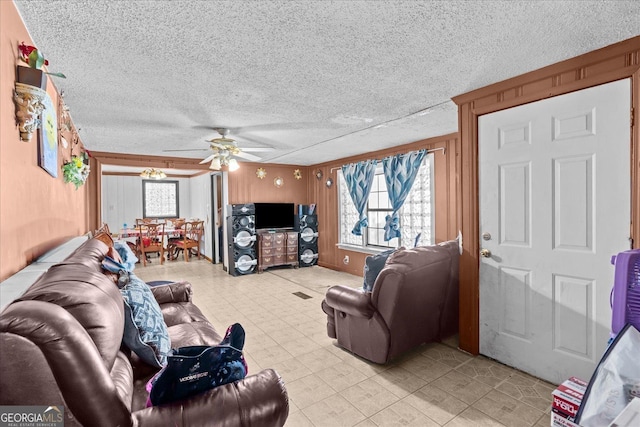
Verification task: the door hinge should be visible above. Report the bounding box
[632,107,635,127]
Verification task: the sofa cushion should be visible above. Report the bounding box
[161,302,210,327]
[19,264,124,368]
[168,321,222,348]
[121,274,171,367]
[60,238,111,272]
[363,249,396,292]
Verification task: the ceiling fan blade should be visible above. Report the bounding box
[234,151,262,161]
[163,148,209,152]
[241,147,274,152]
[199,154,217,164]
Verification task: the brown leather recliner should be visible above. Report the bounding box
[322,240,460,364]
[0,237,289,426]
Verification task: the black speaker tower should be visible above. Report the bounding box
[227,203,257,276]
[295,210,318,267]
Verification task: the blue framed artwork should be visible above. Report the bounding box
[38,93,58,177]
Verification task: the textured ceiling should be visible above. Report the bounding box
[14,1,640,169]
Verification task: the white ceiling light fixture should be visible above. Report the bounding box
[207,152,242,171]
[209,157,221,170]
[140,168,167,179]
[186,128,272,171]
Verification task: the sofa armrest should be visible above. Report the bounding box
[0,301,132,427]
[325,286,375,318]
[132,369,289,426]
[150,281,192,304]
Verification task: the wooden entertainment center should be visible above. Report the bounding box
[256,230,299,273]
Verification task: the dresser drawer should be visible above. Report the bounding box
[261,256,274,266]
[260,233,278,243]
[274,254,285,264]
[285,254,298,263]
[286,235,298,246]
[261,238,278,248]
[286,246,297,255]
[261,247,275,257]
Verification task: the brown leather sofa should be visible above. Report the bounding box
[322,240,460,364]
[0,237,289,426]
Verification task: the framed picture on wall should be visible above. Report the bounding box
[38,93,58,178]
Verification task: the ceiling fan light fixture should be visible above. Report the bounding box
[228,158,240,171]
[209,157,222,170]
[140,168,166,179]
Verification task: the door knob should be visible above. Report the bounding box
[480,248,491,258]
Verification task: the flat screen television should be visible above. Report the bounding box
[254,203,295,230]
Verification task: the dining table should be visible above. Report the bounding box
[117,227,186,262]
[118,227,184,239]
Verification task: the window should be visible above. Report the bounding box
[367,172,394,248]
[338,153,434,250]
[143,180,179,218]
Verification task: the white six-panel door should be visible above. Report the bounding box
[478,78,631,384]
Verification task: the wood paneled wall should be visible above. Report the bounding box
[308,133,460,276]
[452,35,640,355]
[228,162,310,205]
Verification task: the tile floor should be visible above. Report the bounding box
[135,258,555,427]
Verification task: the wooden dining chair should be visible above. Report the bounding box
[166,218,186,260]
[174,221,204,262]
[136,218,156,226]
[137,221,165,266]
[96,222,111,236]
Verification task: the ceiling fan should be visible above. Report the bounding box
[164,128,273,171]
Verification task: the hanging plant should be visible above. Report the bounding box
[61,151,90,189]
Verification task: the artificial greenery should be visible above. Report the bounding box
[18,42,66,79]
[62,152,90,189]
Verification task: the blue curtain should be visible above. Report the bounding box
[382,150,426,241]
[342,160,378,236]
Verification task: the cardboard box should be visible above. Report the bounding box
[551,411,582,427]
[568,376,588,388]
[552,377,586,422]
[552,388,582,419]
[560,377,587,395]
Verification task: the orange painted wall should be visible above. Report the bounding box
[0,1,91,281]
